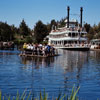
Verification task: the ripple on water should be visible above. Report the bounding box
[0,50,100,100]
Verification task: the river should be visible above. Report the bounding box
[0,49,100,100]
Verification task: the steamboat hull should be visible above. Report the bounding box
[54,47,90,51]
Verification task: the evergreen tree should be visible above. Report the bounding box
[87,27,95,40]
[46,23,51,33]
[10,25,19,40]
[93,24,98,33]
[59,18,66,28]
[50,19,57,30]
[34,20,48,43]
[84,23,91,33]
[19,19,31,36]
[0,22,13,41]
[97,22,100,32]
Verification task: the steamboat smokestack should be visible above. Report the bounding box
[80,7,83,28]
[67,6,70,28]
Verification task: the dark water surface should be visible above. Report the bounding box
[0,49,100,100]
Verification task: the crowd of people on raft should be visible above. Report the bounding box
[22,43,57,56]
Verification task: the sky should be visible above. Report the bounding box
[0,0,100,29]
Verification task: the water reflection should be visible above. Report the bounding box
[58,50,89,72]
[19,50,90,97]
[20,50,89,72]
[89,51,100,86]
[1,49,100,100]
[56,50,90,95]
[90,50,100,62]
[20,56,55,69]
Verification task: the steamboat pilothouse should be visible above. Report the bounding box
[48,7,90,51]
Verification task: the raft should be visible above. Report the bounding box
[19,46,59,58]
[19,53,58,58]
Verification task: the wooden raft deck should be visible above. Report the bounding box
[19,53,58,58]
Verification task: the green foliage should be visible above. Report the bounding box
[2,16,100,44]
[87,33,94,41]
[58,18,66,28]
[50,19,57,30]
[19,19,31,36]
[14,36,33,45]
[87,27,95,41]
[48,18,66,30]
[0,86,79,100]
[3,90,31,100]
[34,20,48,43]
[69,86,80,100]
[25,36,33,43]
[41,41,48,45]
[36,89,48,100]
[56,93,66,100]
[94,32,100,39]
[0,91,1,100]
[93,24,98,33]
[97,22,100,32]
[87,22,100,40]
[14,38,25,45]
[0,22,13,41]
[84,23,91,33]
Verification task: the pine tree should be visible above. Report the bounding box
[34,20,48,43]
[19,19,31,36]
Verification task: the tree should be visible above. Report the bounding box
[46,23,51,33]
[0,22,13,41]
[84,23,91,33]
[34,20,48,43]
[50,19,57,30]
[94,32,100,39]
[59,18,66,28]
[10,25,19,40]
[97,22,100,32]
[19,19,31,36]
[87,27,95,40]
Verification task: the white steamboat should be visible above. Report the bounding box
[48,7,90,51]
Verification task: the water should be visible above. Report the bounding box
[0,49,100,100]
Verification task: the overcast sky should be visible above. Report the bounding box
[0,0,100,29]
